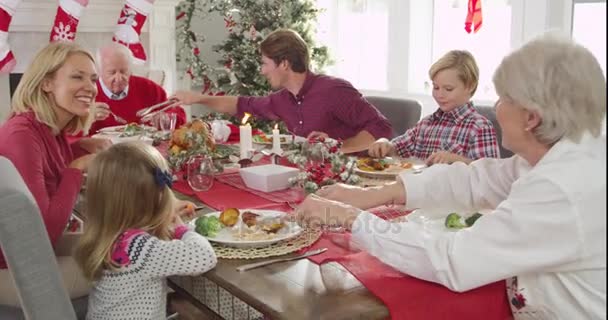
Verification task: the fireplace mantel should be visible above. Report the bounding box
[1,0,180,119]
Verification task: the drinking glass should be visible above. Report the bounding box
[187,155,214,191]
[160,112,177,132]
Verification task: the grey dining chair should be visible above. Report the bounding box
[365,96,422,139]
[0,156,87,320]
[475,105,514,158]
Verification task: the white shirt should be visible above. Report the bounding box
[99,80,129,100]
[352,133,606,319]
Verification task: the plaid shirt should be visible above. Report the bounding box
[393,102,499,160]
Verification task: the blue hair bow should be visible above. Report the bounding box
[154,168,173,188]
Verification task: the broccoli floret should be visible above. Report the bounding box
[465,212,483,226]
[445,213,467,229]
[195,216,223,237]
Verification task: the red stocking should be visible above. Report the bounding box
[49,0,89,42]
[112,0,154,64]
[0,0,21,73]
[465,0,483,34]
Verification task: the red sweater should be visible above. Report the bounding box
[0,112,83,269]
[89,75,186,134]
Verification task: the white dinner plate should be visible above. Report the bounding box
[97,124,157,134]
[252,134,294,145]
[189,209,302,248]
[92,133,154,145]
[354,157,426,178]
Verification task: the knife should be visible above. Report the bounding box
[236,248,328,272]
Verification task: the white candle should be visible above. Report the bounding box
[239,124,252,159]
[271,124,282,154]
[239,113,253,159]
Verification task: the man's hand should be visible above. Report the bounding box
[368,138,395,158]
[168,90,203,105]
[306,131,329,140]
[93,102,111,121]
[78,138,112,154]
[425,151,470,166]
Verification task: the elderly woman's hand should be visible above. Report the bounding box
[296,194,363,231]
[78,137,112,154]
[316,181,407,210]
[368,138,395,158]
[316,183,379,210]
[425,151,471,166]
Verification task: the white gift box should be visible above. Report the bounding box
[239,164,299,192]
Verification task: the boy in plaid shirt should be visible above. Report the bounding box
[369,50,499,165]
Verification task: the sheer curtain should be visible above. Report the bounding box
[316,0,390,91]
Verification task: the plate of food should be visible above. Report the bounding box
[190,208,302,248]
[97,123,157,137]
[253,133,294,145]
[354,157,425,178]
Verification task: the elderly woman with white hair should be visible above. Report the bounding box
[296,35,606,319]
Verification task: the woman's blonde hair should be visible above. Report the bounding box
[429,50,480,95]
[74,142,175,280]
[493,34,606,144]
[11,42,96,135]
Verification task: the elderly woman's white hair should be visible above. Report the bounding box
[493,35,606,145]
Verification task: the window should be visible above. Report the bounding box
[316,0,390,91]
[572,1,606,77]
[419,0,513,101]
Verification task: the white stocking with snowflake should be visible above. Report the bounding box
[49,0,89,42]
[113,0,154,64]
[0,0,21,73]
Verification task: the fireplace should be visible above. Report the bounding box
[0,0,181,121]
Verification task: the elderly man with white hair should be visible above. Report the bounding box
[90,42,186,133]
[296,35,606,319]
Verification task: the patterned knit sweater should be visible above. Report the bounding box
[86,226,217,320]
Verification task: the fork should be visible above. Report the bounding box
[111,112,127,124]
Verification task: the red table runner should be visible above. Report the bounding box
[301,209,512,320]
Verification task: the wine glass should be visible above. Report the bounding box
[186,155,214,192]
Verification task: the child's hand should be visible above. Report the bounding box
[426,151,469,165]
[368,138,394,158]
[171,214,185,229]
[174,200,196,220]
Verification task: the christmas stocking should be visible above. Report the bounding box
[465,0,483,34]
[49,0,89,42]
[0,0,20,73]
[113,0,154,64]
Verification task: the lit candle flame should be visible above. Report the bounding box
[241,113,251,125]
[274,124,278,130]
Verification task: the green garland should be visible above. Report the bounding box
[176,0,331,133]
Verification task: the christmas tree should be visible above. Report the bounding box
[176,0,331,132]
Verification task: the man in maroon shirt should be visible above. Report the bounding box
[170,29,392,153]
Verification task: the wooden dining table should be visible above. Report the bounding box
[168,192,390,320]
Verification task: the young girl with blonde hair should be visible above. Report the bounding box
[75,142,216,319]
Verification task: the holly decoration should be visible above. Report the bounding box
[287,137,360,194]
